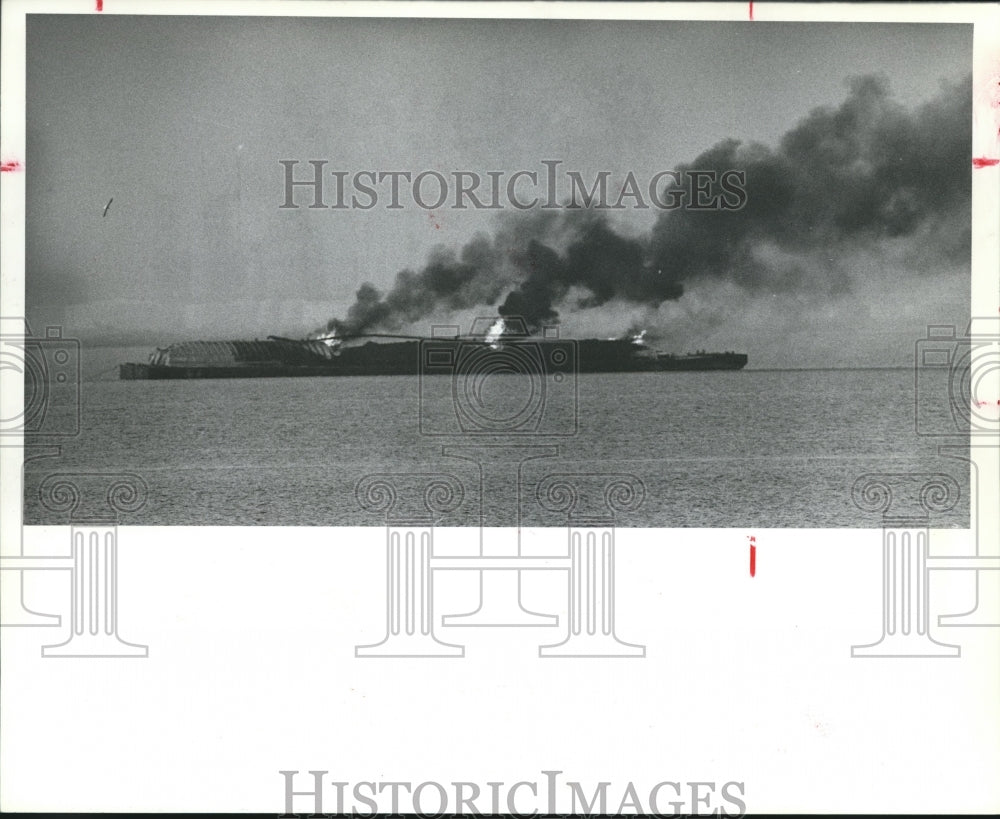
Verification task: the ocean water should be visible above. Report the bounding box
[21,349,969,527]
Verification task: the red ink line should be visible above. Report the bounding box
[749,1,754,21]
[96,0,103,11]
[972,157,1000,169]
[0,160,22,173]
[750,544,756,577]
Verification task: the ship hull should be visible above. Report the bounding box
[119,339,747,380]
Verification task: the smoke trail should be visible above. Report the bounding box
[320,73,970,336]
[646,74,971,293]
[323,235,507,336]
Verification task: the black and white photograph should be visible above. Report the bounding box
[1,1,998,815]
[14,10,984,529]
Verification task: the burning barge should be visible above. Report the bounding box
[118,325,748,380]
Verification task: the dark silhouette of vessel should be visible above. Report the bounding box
[118,321,748,380]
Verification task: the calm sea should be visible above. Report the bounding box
[21,346,969,527]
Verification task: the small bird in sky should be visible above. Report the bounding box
[102,197,113,217]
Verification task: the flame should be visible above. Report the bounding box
[307,329,343,357]
[485,317,506,349]
[309,329,341,348]
[630,329,647,345]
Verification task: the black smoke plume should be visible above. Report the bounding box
[320,74,970,337]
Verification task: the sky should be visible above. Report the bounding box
[24,15,973,367]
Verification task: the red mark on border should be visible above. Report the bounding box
[972,157,1000,169]
[749,2,754,21]
[0,160,23,173]
[96,0,103,11]
[748,535,757,577]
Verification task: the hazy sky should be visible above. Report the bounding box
[25,15,972,367]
